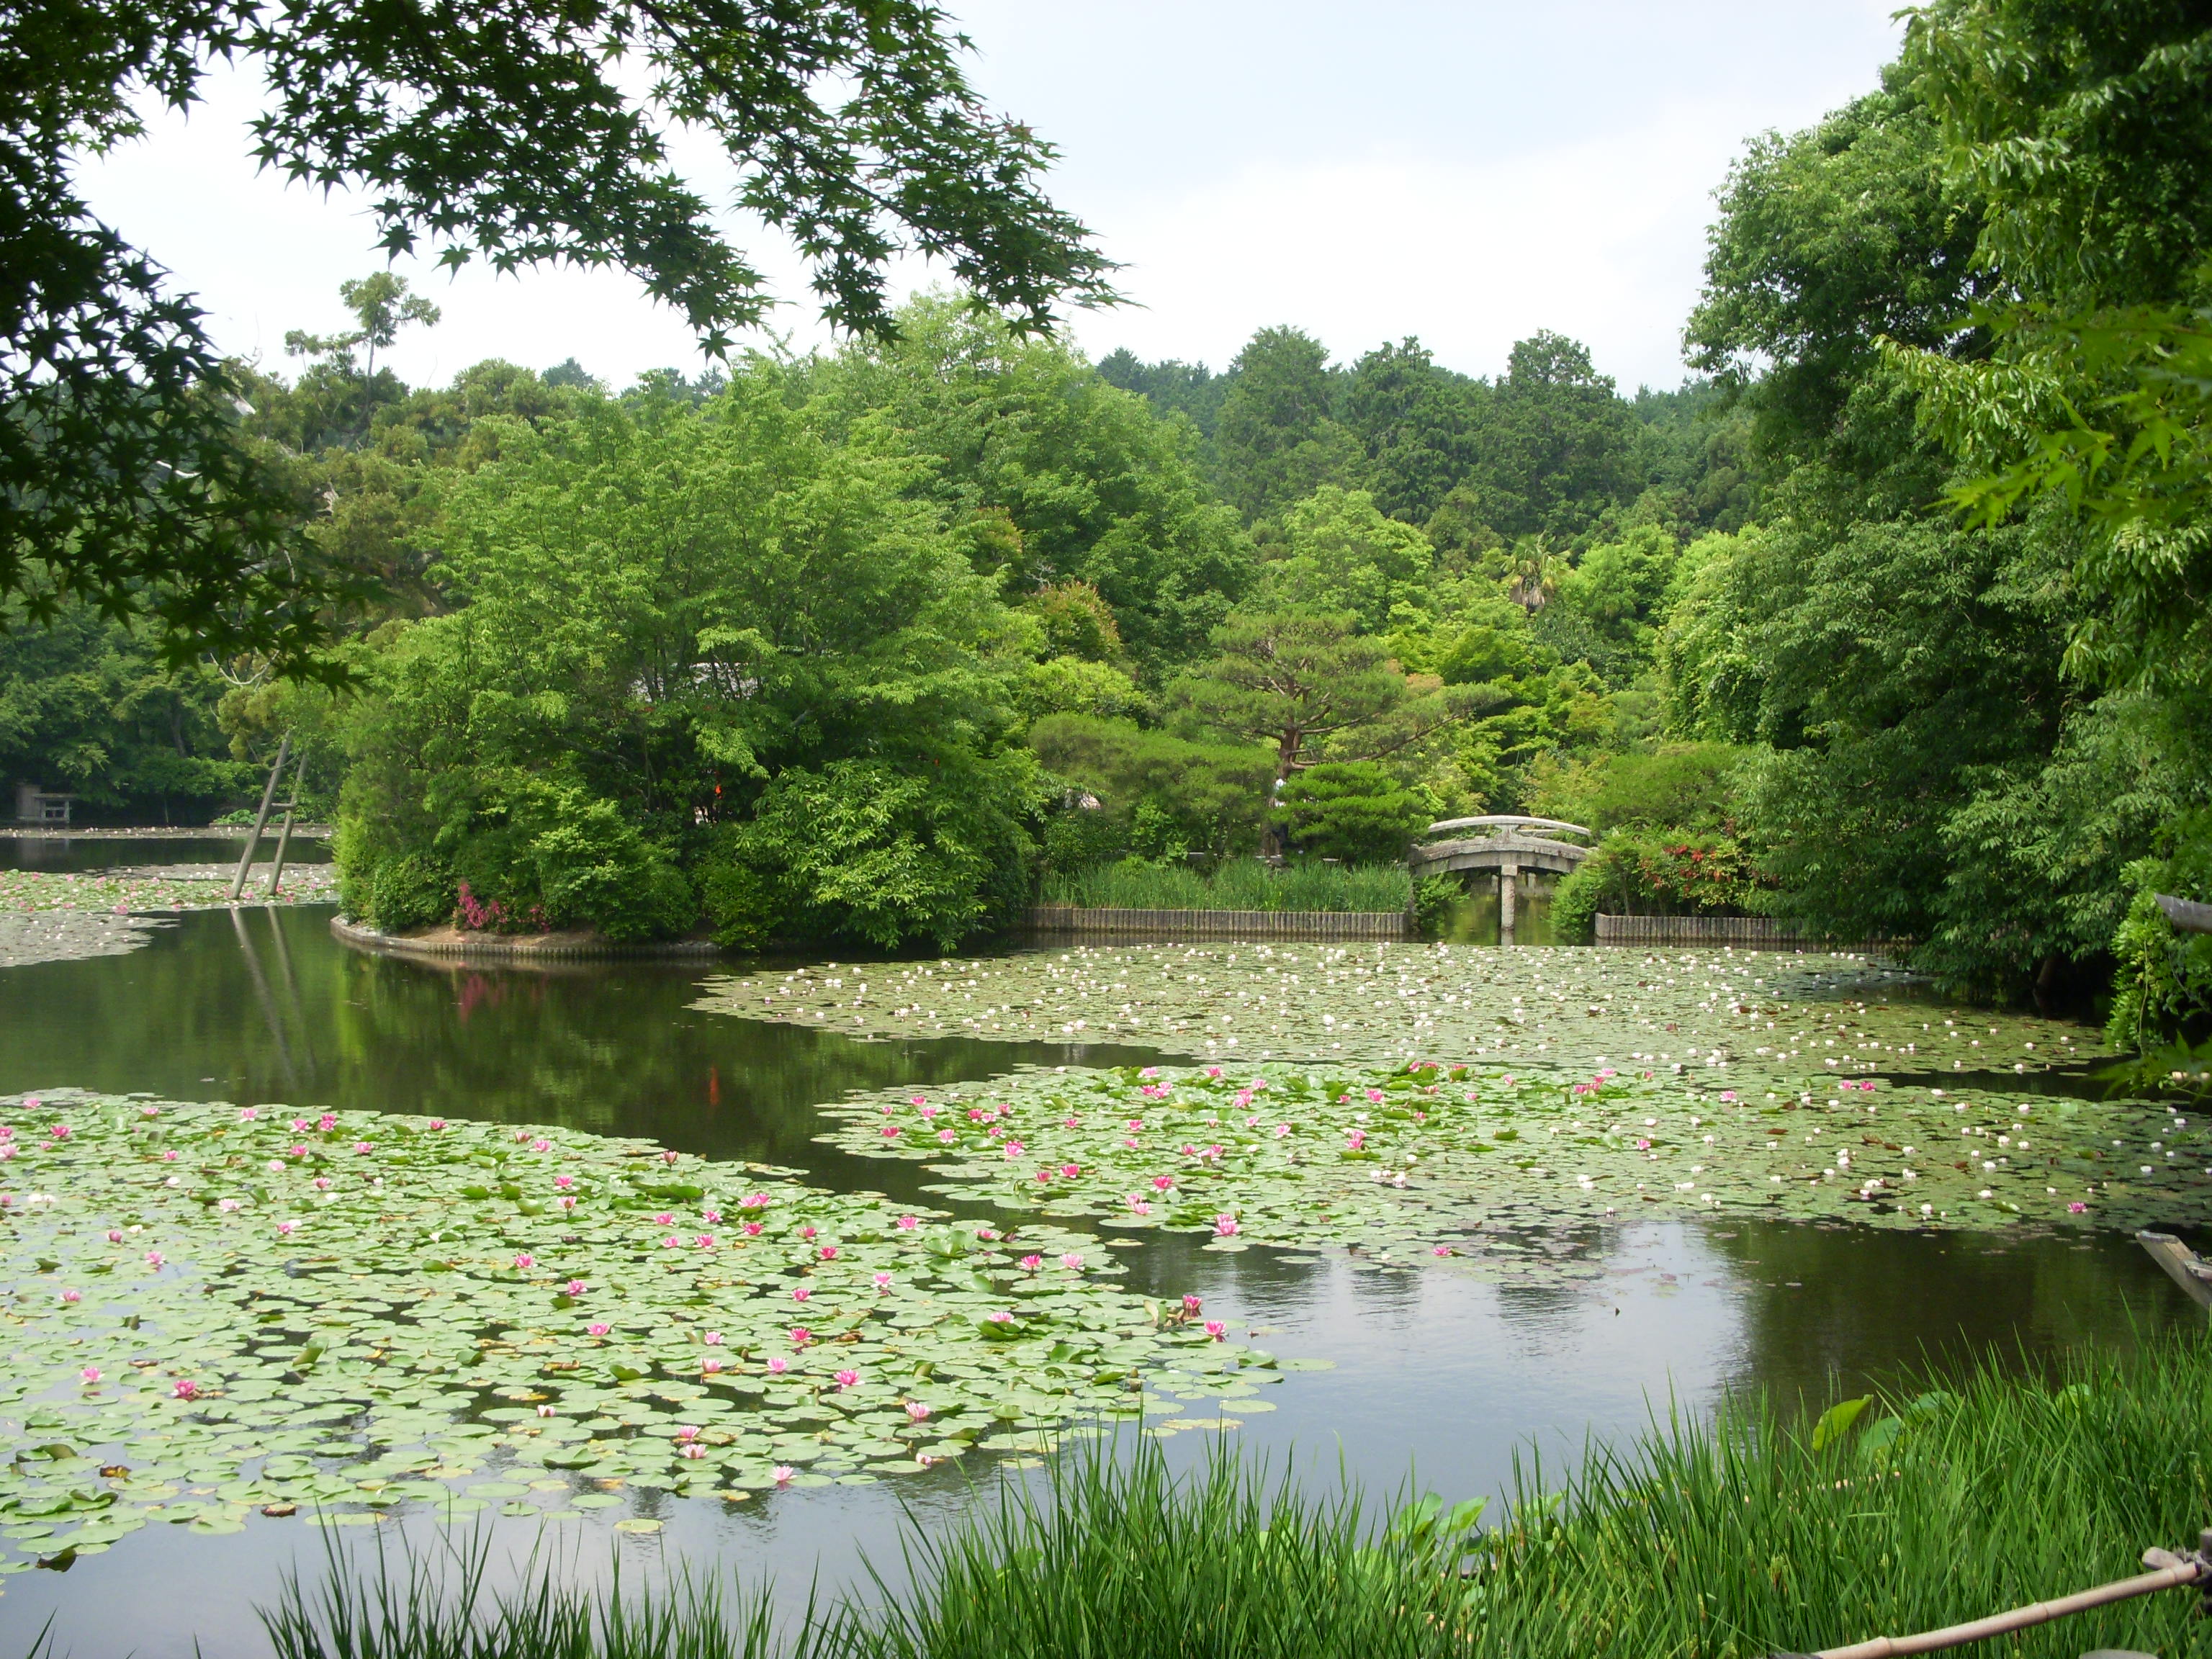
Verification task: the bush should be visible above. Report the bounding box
[1550,828,1766,943]
[1411,873,1460,938]
[1040,804,1128,874]
[706,754,1041,950]
[1030,715,1274,860]
[366,853,454,932]
[1280,761,1429,863]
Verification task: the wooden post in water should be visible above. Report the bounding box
[1499,859,1519,940]
[227,733,291,903]
[265,745,310,897]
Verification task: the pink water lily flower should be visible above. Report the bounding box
[818,1244,837,1261]
[1035,1169,1053,1184]
[1020,1254,1043,1272]
[792,1286,811,1302]
[565,1280,587,1295]
[531,1138,550,1152]
[675,1423,701,1442]
[742,1221,763,1236]
[881,1125,901,1139]
[162,1149,179,1162]
[1203,1321,1226,1341]
[238,1107,257,1122]
[1213,1215,1238,1237]
[558,1196,577,1213]
[773,1465,795,1485]
[428,1118,446,1130]
[833,1368,858,1389]
[554,1174,575,1190]
[218,1197,240,1213]
[513,1252,535,1269]
[80,1367,102,1384]
[1182,1294,1202,1314]
[661,1150,679,1166]
[896,1215,918,1231]
[536,1404,555,1418]
[768,1356,789,1374]
[702,1355,724,1374]
[588,1321,611,1336]
[173,1378,200,1400]
[1125,1197,1152,1215]
[679,1442,708,1460]
[873,1272,892,1290]
[704,1331,724,1345]
[1151,1174,1174,1192]
[790,1326,811,1347]
[799,1225,817,1241]
[106,1228,123,1244]
[905,1401,931,1422]
[1002,1142,1025,1161]
[144,1249,164,1267]
[703,1209,722,1224]
[312,1176,331,1190]
[693,1234,716,1249]
[1061,1163,1080,1178]
[59,1287,80,1304]
[353,1141,373,1155]
[2068,1200,2088,1213]
[49,1125,69,1141]
[276,1220,297,1236]
[318,1114,336,1132]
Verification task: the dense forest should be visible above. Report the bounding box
[4,3,2206,1051]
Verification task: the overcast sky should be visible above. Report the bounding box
[75,2,1903,395]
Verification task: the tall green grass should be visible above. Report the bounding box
[264,1330,2212,1659]
[1042,858,1413,913]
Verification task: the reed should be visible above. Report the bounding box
[262,1329,2212,1659]
[1042,858,1412,913]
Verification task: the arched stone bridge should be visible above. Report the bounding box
[1407,817,1593,934]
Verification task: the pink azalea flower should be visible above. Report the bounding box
[588,1321,611,1336]
[834,1368,858,1389]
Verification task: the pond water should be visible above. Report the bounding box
[0,907,2196,1656]
[0,834,332,872]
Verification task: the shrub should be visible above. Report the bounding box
[1550,828,1766,943]
[1030,715,1274,860]
[706,753,1040,950]
[1279,761,1428,864]
[366,853,454,932]
[1040,804,1128,874]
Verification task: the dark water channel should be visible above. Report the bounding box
[0,907,2194,1655]
[1,833,332,872]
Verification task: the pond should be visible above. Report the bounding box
[0,906,2198,1656]
[0,834,333,873]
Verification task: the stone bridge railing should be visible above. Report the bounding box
[1407,816,1593,933]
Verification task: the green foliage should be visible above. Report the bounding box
[364,851,454,932]
[5,0,1112,676]
[1029,715,1277,860]
[2108,809,2212,1051]
[1213,327,1367,523]
[1040,858,1411,914]
[1279,761,1428,864]
[1257,485,1434,634]
[1550,830,1765,944]
[1040,805,1129,874]
[705,756,1040,951]
[1530,742,1745,836]
[0,599,258,816]
[1411,873,1462,939]
[801,302,1253,673]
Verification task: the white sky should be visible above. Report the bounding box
[74,1,1902,395]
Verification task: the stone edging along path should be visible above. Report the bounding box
[330,914,724,963]
[1026,905,1411,941]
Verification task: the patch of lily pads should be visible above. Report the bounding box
[694,942,2098,1075]
[0,1092,1265,1569]
[817,1058,2202,1254]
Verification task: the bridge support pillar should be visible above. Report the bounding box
[1499,860,1519,938]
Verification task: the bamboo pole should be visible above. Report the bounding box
[265,745,310,898]
[227,734,290,902]
[1781,1539,2209,1659]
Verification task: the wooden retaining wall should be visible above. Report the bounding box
[1595,913,1804,948]
[1025,905,1409,941]
[331,914,722,963]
